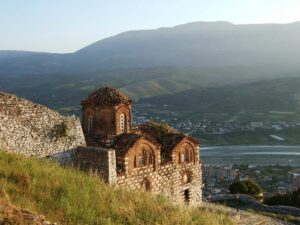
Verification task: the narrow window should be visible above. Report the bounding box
[148,152,153,165]
[134,156,137,168]
[183,149,189,162]
[88,115,93,134]
[184,189,190,203]
[138,151,145,167]
[120,113,126,133]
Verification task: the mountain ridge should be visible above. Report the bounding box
[1,21,300,75]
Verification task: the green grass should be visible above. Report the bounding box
[0,151,233,225]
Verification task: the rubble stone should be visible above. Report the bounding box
[0,92,86,163]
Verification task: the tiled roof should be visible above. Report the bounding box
[133,121,177,142]
[133,121,199,162]
[114,133,159,158]
[81,86,132,106]
[160,133,198,161]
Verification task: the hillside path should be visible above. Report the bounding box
[202,203,293,225]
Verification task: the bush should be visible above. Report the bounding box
[292,188,300,207]
[229,180,263,200]
[265,188,300,208]
[50,121,67,139]
[264,193,292,206]
[139,121,175,142]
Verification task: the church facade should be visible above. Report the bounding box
[76,87,202,204]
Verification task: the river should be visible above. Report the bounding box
[201,145,300,165]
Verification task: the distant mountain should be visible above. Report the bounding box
[1,21,300,75]
[0,50,67,76]
[0,50,40,60]
[2,21,300,116]
[75,21,300,70]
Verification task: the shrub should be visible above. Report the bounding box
[138,121,176,142]
[264,188,300,208]
[229,180,263,200]
[264,193,292,206]
[50,121,67,138]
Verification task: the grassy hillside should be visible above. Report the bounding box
[0,151,233,225]
[144,76,300,114]
[1,64,299,115]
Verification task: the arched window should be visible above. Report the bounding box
[134,148,154,168]
[178,146,194,164]
[120,113,126,133]
[183,148,190,162]
[141,179,151,191]
[88,115,94,134]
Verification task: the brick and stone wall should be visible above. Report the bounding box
[78,87,203,205]
[115,137,202,205]
[117,162,202,205]
[82,104,131,139]
[74,146,117,183]
[74,145,202,205]
[0,92,86,160]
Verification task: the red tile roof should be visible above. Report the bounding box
[132,121,177,142]
[114,133,159,158]
[132,121,199,162]
[81,86,132,106]
[161,133,199,161]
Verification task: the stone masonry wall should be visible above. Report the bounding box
[117,162,202,205]
[74,146,117,183]
[0,92,86,160]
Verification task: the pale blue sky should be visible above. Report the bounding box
[1,0,300,53]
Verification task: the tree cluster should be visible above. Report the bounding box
[264,188,300,208]
[229,180,263,200]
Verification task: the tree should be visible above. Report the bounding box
[229,181,248,194]
[229,180,263,200]
[264,188,300,208]
[264,193,292,206]
[291,188,300,208]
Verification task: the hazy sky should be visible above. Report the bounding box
[1,0,300,53]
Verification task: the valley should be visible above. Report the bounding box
[2,2,300,224]
[1,22,300,149]
[2,67,300,147]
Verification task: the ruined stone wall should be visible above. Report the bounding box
[74,146,117,183]
[0,92,86,159]
[117,162,202,205]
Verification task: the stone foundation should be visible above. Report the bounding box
[117,162,202,205]
[73,146,202,205]
[74,146,117,183]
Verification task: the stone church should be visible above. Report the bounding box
[75,87,202,205]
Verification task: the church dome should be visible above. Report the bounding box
[81,86,132,106]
